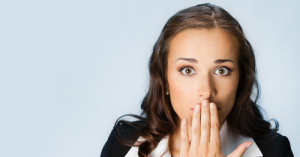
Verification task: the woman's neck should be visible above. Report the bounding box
[168,128,181,157]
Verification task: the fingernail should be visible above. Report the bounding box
[246,142,253,148]
[210,103,214,110]
[195,105,200,112]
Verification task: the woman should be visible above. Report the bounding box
[101,3,293,157]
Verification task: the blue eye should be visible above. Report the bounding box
[180,66,195,76]
[215,67,231,76]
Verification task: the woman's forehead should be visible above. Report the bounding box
[168,28,239,63]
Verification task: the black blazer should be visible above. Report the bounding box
[101,123,294,157]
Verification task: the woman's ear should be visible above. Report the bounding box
[166,82,169,90]
[165,81,170,95]
[165,78,169,91]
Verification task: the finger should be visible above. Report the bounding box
[228,141,253,157]
[180,119,189,157]
[190,104,201,150]
[200,100,210,147]
[209,102,221,151]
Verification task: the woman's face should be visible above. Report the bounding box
[166,28,239,128]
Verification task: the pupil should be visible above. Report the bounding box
[186,69,190,74]
[220,69,224,74]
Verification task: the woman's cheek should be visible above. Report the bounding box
[170,84,194,119]
[168,75,198,119]
[218,84,238,123]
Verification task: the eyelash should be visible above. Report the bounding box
[178,65,232,77]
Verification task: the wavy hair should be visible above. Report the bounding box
[114,3,278,156]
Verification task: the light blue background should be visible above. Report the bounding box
[0,0,299,156]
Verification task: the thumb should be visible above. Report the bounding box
[227,141,253,157]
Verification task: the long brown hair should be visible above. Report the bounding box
[114,3,277,156]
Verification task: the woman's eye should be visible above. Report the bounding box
[180,67,195,76]
[215,67,231,76]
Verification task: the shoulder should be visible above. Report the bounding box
[101,120,144,157]
[254,130,294,157]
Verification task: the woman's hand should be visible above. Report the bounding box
[180,100,253,157]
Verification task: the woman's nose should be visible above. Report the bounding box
[197,73,216,99]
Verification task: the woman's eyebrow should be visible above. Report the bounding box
[175,57,197,63]
[175,58,234,64]
[214,59,234,64]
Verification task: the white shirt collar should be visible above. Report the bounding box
[125,120,263,157]
[219,121,263,156]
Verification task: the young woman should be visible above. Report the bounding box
[101,3,293,157]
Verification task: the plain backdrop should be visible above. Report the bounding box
[0,0,299,157]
